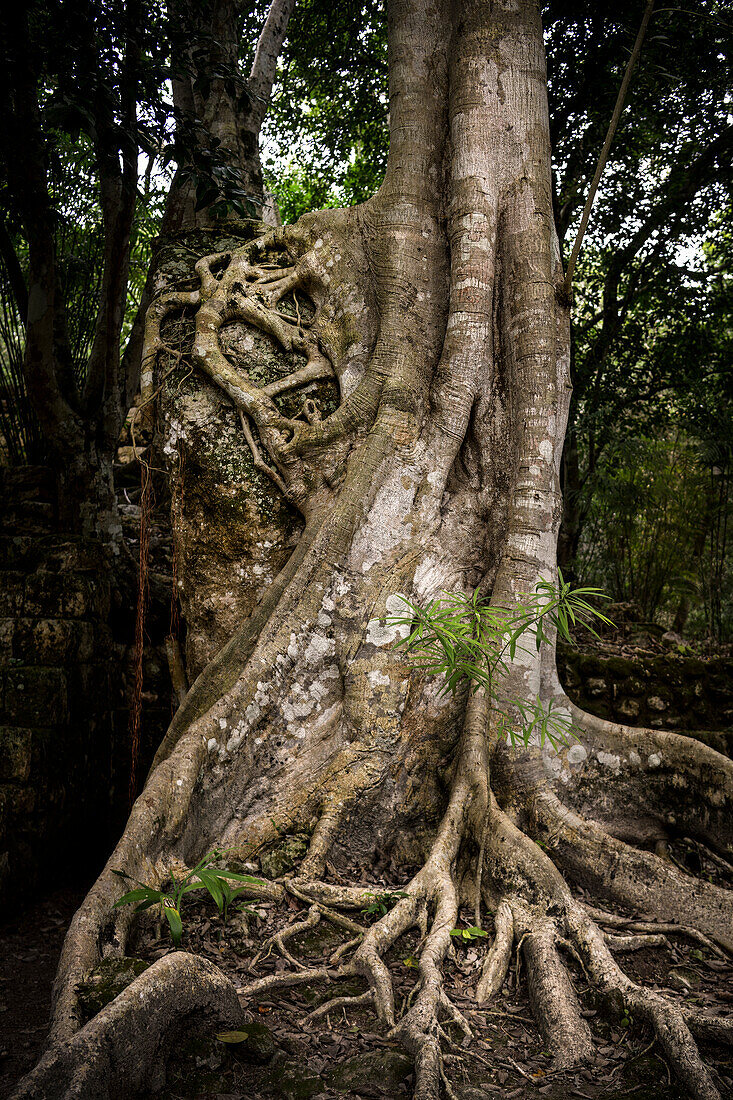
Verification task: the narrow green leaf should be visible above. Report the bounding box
[196,869,225,912]
[134,898,161,913]
[114,887,161,908]
[216,1031,250,1043]
[163,902,183,946]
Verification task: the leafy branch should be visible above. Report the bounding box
[386,572,612,751]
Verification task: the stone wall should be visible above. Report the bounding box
[558,642,733,751]
[0,467,171,910]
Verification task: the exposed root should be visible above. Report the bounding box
[521,916,594,1067]
[684,838,733,877]
[567,904,723,1100]
[250,904,322,970]
[250,890,367,974]
[684,1011,733,1048]
[237,964,350,1001]
[13,953,242,1100]
[307,990,374,1022]
[330,934,364,964]
[564,700,733,857]
[284,881,368,935]
[438,1056,460,1100]
[40,737,732,1100]
[476,898,513,1001]
[285,879,384,910]
[528,784,733,953]
[582,903,728,959]
[603,931,669,952]
[296,803,354,882]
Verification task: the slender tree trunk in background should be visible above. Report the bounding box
[18,4,733,1099]
[0,5,138,541]
[163,0,295,232]
[558,425,582,576]
[673,517,710,636]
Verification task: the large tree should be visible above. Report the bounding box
[17,2,733,1099]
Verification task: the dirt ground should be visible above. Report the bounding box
[153,885,733,1100]
[0,887,87,1099]
[1,853,731,1099]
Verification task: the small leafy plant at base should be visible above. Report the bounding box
[113,848,264,946]
[450,926,488,942]
[361,890,410,920]
[386,571,613,751]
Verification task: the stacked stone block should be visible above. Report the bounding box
[0,468,122,908]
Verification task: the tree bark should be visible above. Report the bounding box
[20,3,733,1099]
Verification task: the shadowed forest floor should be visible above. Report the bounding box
[1,852,731,1100]
[0,888,87,1099]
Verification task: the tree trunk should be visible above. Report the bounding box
[164,0,294,230]
[19,3,733,1099]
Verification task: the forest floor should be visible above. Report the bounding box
[1,580,731,1099]
[94,839,733,1100]
[0,834,732,1099]
[0,887,87,1099]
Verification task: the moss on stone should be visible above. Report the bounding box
[325,1050,413,1094]
[605,656,635,677]
[259,832,310,878]
[267,1060,325,1099]
[76,956,150,1021]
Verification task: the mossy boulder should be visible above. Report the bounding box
[267,1058,325,1099]
[605,656,635,677]
[259,832,310,878]
[76,956,150,1021]
[218,1019,277,1063]
[325,1050,413,1095]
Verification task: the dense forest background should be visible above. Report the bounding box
[1,0,730,642]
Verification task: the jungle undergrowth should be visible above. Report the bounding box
[124,870,732,1100]
[113,849,264,946]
